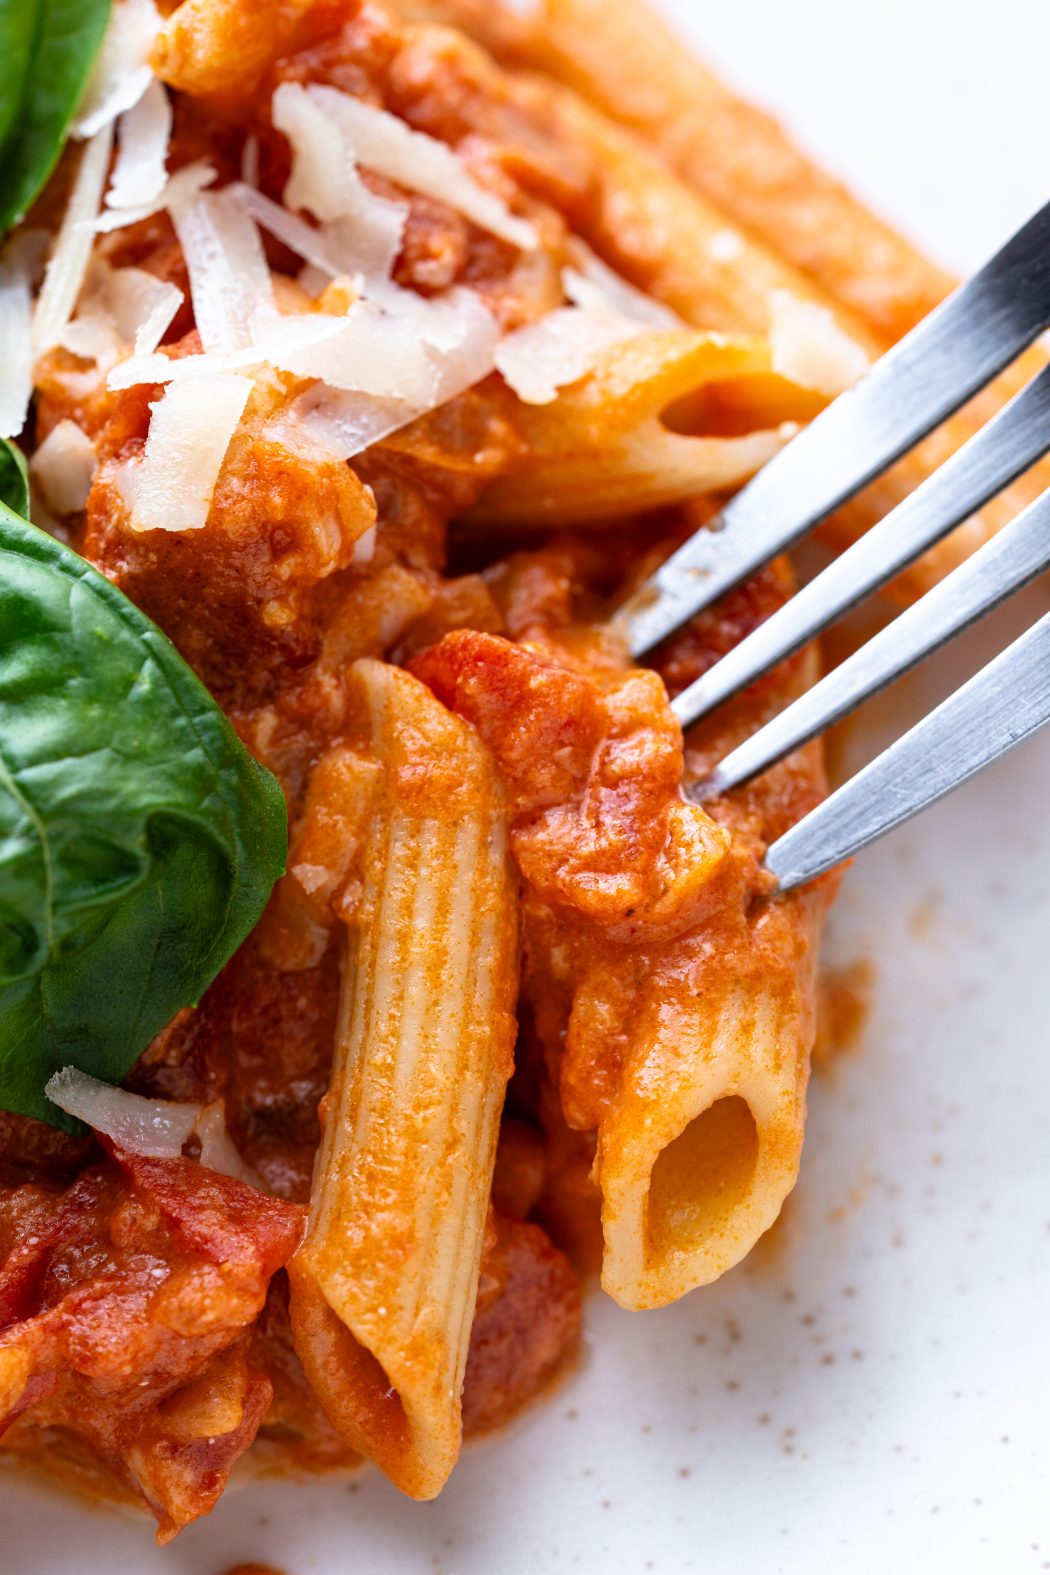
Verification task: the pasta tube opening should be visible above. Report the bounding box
[646,1095,760,1265]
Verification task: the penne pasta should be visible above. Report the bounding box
[579,879,827,1308]
[288,660,519,1500]
[537,78,1050,598]
[542,87,877,347]
[584,653,831,1309]
[475,330,819,528]
[520,0,954,344]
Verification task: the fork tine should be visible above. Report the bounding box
[617,198,1050,659]
[762,609,1050,893]
[673,360,1050,730]
[693,483,1050,801]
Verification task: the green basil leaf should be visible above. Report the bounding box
[0,0,112,235]
[0,438,29,517]
[0,0,39,153]
[0,502,287,1128]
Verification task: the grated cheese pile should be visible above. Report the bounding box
[93,74,558,529]
[3,0,774,529]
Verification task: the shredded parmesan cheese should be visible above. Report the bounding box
[45,1067,199,1158]
[54,88,542,482]
[193,1103,259,1183]
[272,82,406,279]
[33,123,115,354]
[493,262,668,405]
[59,260,182,370]
[496,298,647,405]
[44,1066,259,1182]
[277,312,438,400]
[229,182,343,278]
[299,85,539,251]
[92,159,217,234]
[378,283,500,394]
[0,246,33,439]
[59,316,122,366]
[29,420,96,513]
[107,79,172,210]
[170,190,276,353]
[108,311,351,391]
[74,0,164,139]
[118,373,252,532]
[92,260,181,346]
[769,290,870,396]
[279,290,500,460]
[109,282,499,415]
[271,387,418,463]
[132,279,183,355]
[273,81,360,224]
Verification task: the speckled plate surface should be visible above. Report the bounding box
[5,3,1050,1571]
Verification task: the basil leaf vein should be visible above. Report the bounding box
[0,496,287,1129]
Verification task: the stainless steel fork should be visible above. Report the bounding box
[614,198,1050,893]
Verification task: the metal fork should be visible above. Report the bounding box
[613,198,1050,893]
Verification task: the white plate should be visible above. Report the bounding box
[6,4,1050,1570]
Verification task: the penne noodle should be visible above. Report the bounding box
[521,0,954,344]
[153,0,320,98]
[561,658,830,1311]
[395,0,528,56]
[570,651,830,1311]
[543,87,878,347]
[289,661,519,1500]
[474,330,818,528]
[585,883,826,1309]
[536,83,1050,599]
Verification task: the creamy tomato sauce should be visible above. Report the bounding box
[0,0,829,1536]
